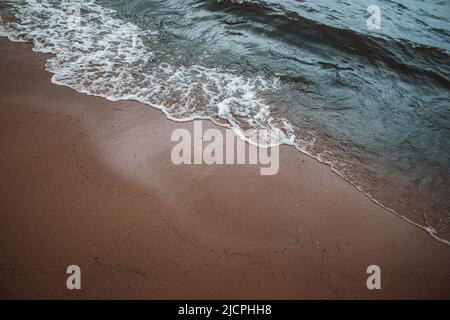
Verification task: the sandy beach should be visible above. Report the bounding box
[0,38,449,299]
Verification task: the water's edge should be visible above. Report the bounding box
[1,32,449,248]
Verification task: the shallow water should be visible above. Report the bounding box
[1,0,449,243]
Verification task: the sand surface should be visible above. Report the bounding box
[0,38,449,299]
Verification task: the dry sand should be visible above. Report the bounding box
[0,38,449,299]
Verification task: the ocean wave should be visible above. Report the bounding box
[0,0,295,146]
[204,0,450,89]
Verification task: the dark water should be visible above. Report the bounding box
[1,0,449,242]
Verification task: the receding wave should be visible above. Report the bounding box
[0,0,295,147]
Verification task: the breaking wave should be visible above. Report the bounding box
[0,0,295,146]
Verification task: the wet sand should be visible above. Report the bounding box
[0,38,449,299]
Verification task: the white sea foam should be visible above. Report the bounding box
[0,0,295,147]
[0,14,7,37]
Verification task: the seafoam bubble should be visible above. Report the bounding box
[0,0,296,147]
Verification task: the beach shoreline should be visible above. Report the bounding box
[1,37,449,299]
